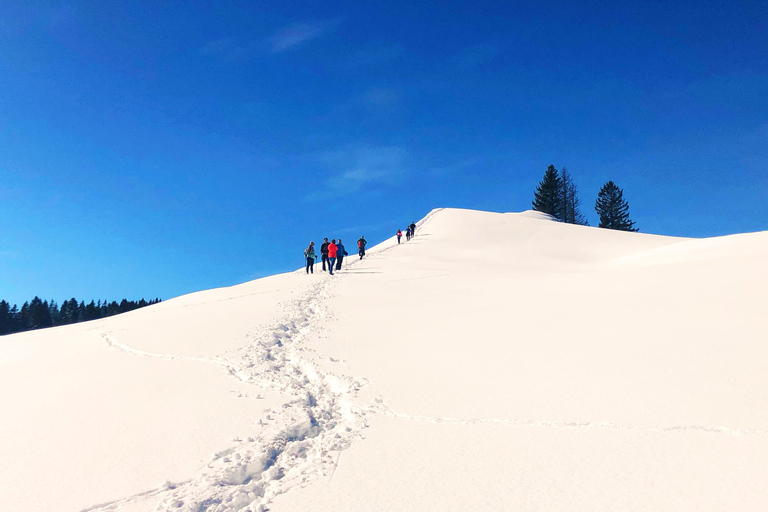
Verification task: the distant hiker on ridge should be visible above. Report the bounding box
[336,239,348,271]
[409,222,416,237]
[357,236,367,260]
[397,229,402,244]
[328,239,338,275]
[405,226,411,241]
[304,242,316,274]
[320,238,330,272]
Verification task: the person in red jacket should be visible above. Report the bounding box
[327,239,338,275]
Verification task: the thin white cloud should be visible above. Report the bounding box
[269,20,339,53]
[308,146,408,200]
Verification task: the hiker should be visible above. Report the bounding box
[336,239,348,271]
[405,226,411,241]
[304,242,316,274]
[320,238,330,271]
[328,239,338,275]
[357,236,367,260]
[397,229,402,244]
[409,222,416,237]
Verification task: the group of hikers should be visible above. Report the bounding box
[303,237,366,275]
[303,222,416,275]
[396,222,417,244]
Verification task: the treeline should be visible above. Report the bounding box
[532,165,637,231]
[0,297,161,336]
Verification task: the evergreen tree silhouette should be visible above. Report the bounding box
[595,181,638,231]
[0,300,11,335]
[560,167,588,225]
[532,165,564,220]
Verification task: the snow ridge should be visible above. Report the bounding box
[88,278,377,512]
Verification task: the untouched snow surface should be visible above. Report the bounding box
[1,208,767,511]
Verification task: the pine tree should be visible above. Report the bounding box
[9,305,19,333]
[1,294,158,334]
[18,302,31,330]
[595,181,638,231]
[0,300,11,335]
[49,300,60,326]
[84,300,97,321]
[26,297,52,329]
[532,165,564,220]
[60,298,78,325]
[560,167,589,225]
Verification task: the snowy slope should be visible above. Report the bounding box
[2,208,767,511]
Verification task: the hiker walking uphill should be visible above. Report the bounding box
[409,222,416,237]
[335,239,348,271]
[327,239,339,275]
[397,229,402,244]
[304,242,316,274]
[320,238,330,272]
[357,236,367,260]
[405,226,411,241]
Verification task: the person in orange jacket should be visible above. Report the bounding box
[327,239,338,275]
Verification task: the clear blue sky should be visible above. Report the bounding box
[1,0,766,306]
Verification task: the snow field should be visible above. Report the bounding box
[269,208,768,511]
[2,208,767,511]
[148,279,383,511]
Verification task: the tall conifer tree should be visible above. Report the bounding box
[532,165,564,220]
[560,167,588,225]
[0,300,11,335]
[595,181,638,231]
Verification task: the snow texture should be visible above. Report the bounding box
[1,208,767,511]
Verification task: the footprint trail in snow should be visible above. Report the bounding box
[90,277,381,512]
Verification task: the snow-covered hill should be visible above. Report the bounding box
[2,208,767,511]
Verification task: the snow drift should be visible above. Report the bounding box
[1,208,766,511]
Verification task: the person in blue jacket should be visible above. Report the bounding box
[335,239,349,271]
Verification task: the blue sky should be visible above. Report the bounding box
[1,0,766,306]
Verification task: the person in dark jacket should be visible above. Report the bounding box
[357,236,367,259]
[304,242,316,274]
[320,238,330,271]
[336,239,348,270]
[409,222,416,237]
[405,226,411,241]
